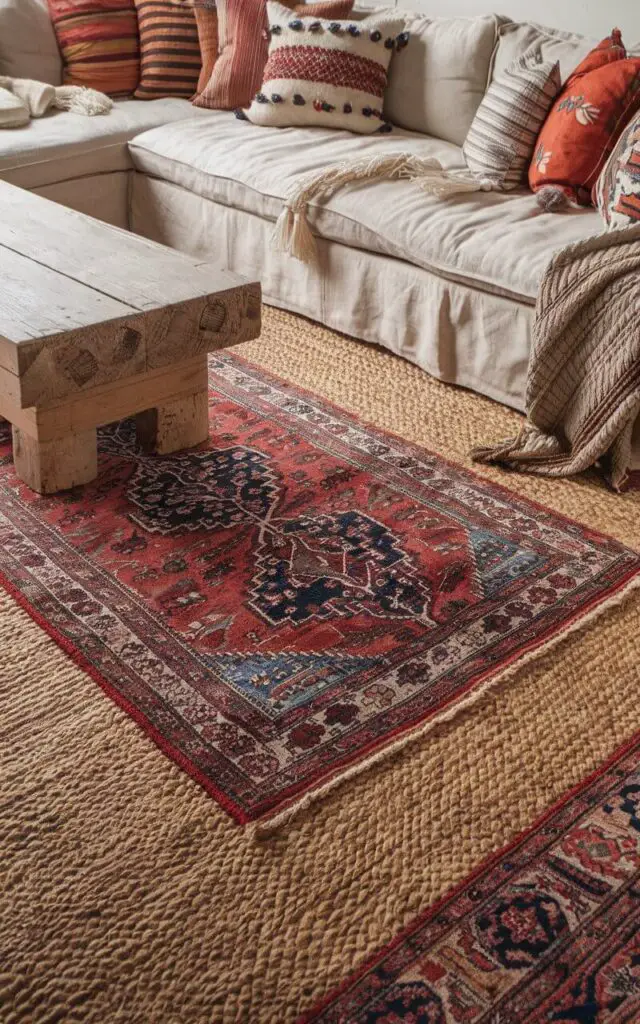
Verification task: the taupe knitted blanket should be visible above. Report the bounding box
[472,223,640,491]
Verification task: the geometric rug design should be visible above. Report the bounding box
[300,730,640,1022]
[0,353,638,825]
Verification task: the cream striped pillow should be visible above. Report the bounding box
[463,50,561,189]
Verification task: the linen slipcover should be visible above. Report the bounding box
[128,112,601,304]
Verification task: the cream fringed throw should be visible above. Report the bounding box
[0,76,112,128]
[472,224,640,491]
[273,153,494,262]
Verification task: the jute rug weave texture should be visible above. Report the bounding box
[2,307,640,1023]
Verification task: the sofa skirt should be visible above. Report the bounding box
[130,172,535,413]
[35,171,130,228]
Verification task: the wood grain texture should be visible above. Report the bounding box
[0,179,250,309]
[0,180,261,408]
[12,427,98,494]
[1,287,259,410]
[0,358,209,443]
[136,390,210,455]
[0,245,132,345]
[0,181,261,492]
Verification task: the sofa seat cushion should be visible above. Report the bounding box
[0,98,215,190]
[129,112,601,303]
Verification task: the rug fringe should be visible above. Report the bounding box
[252,570,640,839]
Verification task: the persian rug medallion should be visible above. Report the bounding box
[301,731,640,1023]
[0,354,638,825]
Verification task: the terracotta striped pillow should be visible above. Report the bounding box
[194,3,219,95]
[46,0,140,97]
[193,0,354,110]
[133,0,202,99]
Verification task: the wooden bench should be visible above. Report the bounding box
[0,181,261,493]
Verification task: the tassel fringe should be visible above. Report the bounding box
[535,185,570,213]
[273,153,495,263]
[289,211,317,264]
[53,85,113,116]
[273,206,294,252]
[0,75,112,122]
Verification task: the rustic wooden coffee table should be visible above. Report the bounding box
[0,181,261,493]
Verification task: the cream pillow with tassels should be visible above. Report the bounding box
[244,2,407,135]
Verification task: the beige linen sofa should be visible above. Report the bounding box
[1,0,638,418]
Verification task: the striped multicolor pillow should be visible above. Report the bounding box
[463,50,561,189]
[133,0,202,99]
[193,0,354,111]
[46,0,140,97]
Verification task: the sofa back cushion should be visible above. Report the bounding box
[0,0,62,84]
[491,21,595,84]
[384,14,502,146]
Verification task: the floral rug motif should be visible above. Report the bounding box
[301,731,640,1023]
[0,354,638,825]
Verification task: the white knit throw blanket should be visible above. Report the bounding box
[0,76,112,127]
[273,153,495,262]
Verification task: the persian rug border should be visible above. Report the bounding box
[0,567,248,823]
[298,725,640,1022]
[224,352,635,537]
[253,568,640,835]
[2,559,639,836]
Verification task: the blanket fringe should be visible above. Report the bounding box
[251,570,640,840]
[273,153,495,263]
[0,75,112,122]
[53,84,112,116]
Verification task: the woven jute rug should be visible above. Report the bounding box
[2,307,640,1023]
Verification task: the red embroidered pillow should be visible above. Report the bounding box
[529,30,640,205]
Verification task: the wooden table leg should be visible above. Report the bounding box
[12,426,98,494]
[136,389,209,455]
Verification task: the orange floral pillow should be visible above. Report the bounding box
[529,30,640,205]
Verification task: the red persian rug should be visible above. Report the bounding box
[300,731,640,1023]
[0,354,638,827]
